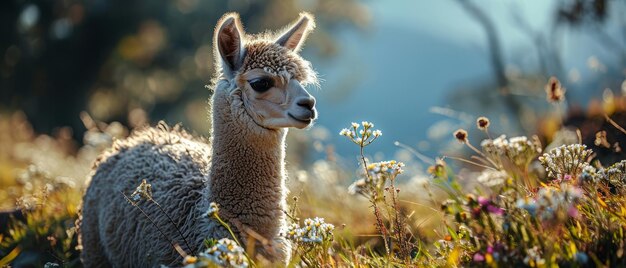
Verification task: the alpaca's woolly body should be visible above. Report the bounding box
[79,80,291,267]
[79,125,213,267]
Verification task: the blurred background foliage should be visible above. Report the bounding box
[0,0,624,226]
[0,0,369,137]
[1,0,625,161]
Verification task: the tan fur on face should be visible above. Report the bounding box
[240,40,317,85]
[236,69,292,129]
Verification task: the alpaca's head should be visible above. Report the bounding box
[213,12,318,130]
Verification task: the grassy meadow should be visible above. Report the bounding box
[2,77,626,267]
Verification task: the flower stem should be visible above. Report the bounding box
[147,197,193,254]
[213,213,257,267]
[121,192,179,255]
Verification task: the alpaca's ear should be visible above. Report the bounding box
[215,13,244,75]
[275,12,315,52]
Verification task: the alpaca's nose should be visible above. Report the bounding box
[296,97,316,110]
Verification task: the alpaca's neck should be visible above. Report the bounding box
[207,86,288,239]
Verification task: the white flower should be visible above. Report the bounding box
[476,169,507,187]
[206,202,219,217]
[348,178,367,195]
[285,217,334,244]
[367,160,404,178]
[539,144,592,180]
[339,128,351,137]
[372,130,382,137]
[351,122,359,128]
[194,238,248,268]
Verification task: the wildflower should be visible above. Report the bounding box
[473,253,485,262]
[476,116,490,130]
[434,239,455,256]
[457,225,473,239]
[476,169,507,187]
[473,196,504,217]
[366,160,405,180]
[192,238,248,268]
[574,252,589,264]
[130,179,153,201]
[285,217,334,244]
[349,160,404,196]
[539,144,593,181]
[339,121,382,147]
[440,199,458,214]
[516,197,538,216]
[524,246,545,267]
[339,128,354,137]
[183,255,198,265]
[595,130,610,148]
[206,202,219,217]
[482,135,542,168]
[518,184,583,222]
[545,76,566,102]
[578,165,598,183]
[562,184,583,200]
[347,178,367,195]
[428,159,447,177]
[454,129,468,143]
[594,160,626,184]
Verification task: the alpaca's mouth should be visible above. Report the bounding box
[288,113,313,125]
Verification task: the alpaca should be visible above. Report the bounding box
[78,12,318,267]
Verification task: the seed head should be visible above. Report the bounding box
[454,129,468,143]
[545,76,566,102]
[594,131,610,148]
[476,117,490,130]
[130,179,153,201]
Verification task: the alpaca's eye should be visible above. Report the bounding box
[248,78,273,93]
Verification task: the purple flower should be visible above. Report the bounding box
[478,196,491,206]
[473,253,485,262]
[568,206,579,218]
[486,204,504,215]
[478,196,505,215]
